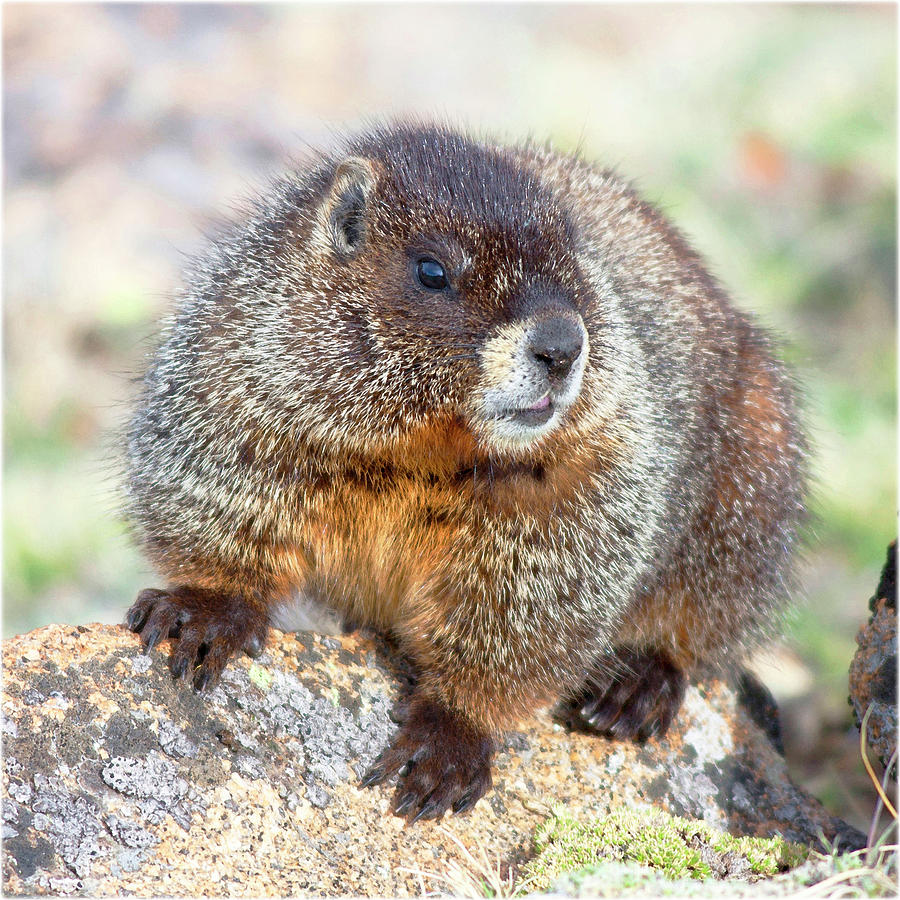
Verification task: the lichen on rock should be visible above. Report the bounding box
[2,622,864,896]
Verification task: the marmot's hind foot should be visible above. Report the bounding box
[362,697,494,822]
[126,586,268,691]
[557,648,686,743]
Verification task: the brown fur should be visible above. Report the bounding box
[124,122,806,820]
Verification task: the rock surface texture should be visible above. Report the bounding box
[849,542,897,768]
[2,623,862,897]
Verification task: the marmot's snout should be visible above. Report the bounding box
[528,315,584,384]
[475,306,588,450]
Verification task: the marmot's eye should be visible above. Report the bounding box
[416,257,449,291]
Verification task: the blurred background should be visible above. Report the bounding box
[3,4,895,833]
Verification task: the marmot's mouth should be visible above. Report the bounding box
[502,394,554,427]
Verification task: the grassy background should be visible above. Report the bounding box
[3,4,895,832]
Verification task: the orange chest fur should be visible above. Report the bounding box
[272,477,463,627]
[264,440,598,628]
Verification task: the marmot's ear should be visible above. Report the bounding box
[323,157,378,258]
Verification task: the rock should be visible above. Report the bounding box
[849,542,897,768]
[2,623,862,896]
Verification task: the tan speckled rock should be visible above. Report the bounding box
[2,624,861,896]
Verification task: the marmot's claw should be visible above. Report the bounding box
[170,626,203,681]
[170,653,191,681]
[393,792,419,817]
[361,697,493,822]
[126,588,167,635]
[359,763,387,788]
[451,789,480,816]
[193,667,216,693]
[125,586,269,693]
[556,648,686,743]
[411,793,444,823]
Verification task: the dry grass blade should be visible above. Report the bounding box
[795,859,898,898]
[859,705,897,821]
[799,719,898,900]
[397,864,447,898]
[400,825,536,898]
[868,747,898,852]
[438,826,515,898]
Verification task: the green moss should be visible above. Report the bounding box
[520,807,810,891]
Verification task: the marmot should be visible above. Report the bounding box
[125,122,806,822]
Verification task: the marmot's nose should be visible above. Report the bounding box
[529,317,584,382]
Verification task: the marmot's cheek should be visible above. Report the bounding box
[478,323,530,388]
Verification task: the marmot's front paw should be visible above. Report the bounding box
[361,697,494,822]
[557,648,686,743]
[126,586,268,691]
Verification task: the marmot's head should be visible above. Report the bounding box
[284,123,606,461]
